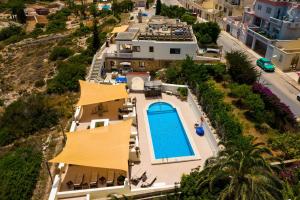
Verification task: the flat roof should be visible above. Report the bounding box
[276,39,300,53]
[115,32,137,41]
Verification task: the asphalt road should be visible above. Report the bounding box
[218,31,300,117]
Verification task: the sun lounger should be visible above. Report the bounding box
[141,177,157,188]
[130,171,147,186]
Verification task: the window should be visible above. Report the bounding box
[215,4,218,9]
[170,48,181,54]
[266,7,272,14]
[132,46,140,52]
[257,4,262,10]
[140,62,145,68]
[149,46,154,52]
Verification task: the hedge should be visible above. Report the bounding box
[252,83,297,131]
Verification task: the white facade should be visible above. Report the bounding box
[131,40,199,60]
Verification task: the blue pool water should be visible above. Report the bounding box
[147,102,195,159]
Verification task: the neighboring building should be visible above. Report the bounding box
[243,0,300,57]
[178,0,219,21]
[271,39,300,71]
[224,0,300,59]
[103,16,219,72]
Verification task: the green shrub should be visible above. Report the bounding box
[0,146,42,200]
[268,133,300,159]
[193,22,221,44]
[46,20,66,33]
[226,51,258,85]
[198,80,243,140]
[0,25,23,41]
[47,62,86,94]
[177,87,188,97]
[49,47,74,61]
[0,94,58,146]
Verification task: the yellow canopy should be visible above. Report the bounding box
[111,25,129,33]
[77,80,128,106]
[49,120,132,172]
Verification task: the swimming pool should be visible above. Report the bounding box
[147,102,195,160]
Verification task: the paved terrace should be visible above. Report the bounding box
[130,93,214,187]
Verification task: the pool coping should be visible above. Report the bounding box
[143,99,201,165]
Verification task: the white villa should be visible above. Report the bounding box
[48,80,220,200]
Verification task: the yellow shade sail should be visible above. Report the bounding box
[49,120,132,172]
[77,80,128,106]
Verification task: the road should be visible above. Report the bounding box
[161,0,182,7]
[218,31,300,117]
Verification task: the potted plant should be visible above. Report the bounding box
[117,175,126,185]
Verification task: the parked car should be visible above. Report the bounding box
[297,93,300,101]
[256,58,275,72]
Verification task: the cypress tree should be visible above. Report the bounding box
[155,0,161,15]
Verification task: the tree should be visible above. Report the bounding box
[181,13,196,25]
[155,0,161,15]
[92,19,100,53]
[9,0,26,24]
[181,136,284,200]
[193,22,221,44]
[226,51,258,85]
[89,3,98,18]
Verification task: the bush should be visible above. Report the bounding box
[0,25,24,42]
[269,133,300,159]
[46,8,71,33]
[0,94,58,146]
[177,87,188,97]
[198,80,243,140]
[0,146,42,200]
[193,22,221,44]
[253,83,297,131]
[226,51,258,85]
[49,47,74,61]
[47,62,86,94]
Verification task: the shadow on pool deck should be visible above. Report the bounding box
[130,93,214,187]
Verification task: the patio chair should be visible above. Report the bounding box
[73,174,84,190]
[141,177,157,188]
[130,171,147,186]
[89,172,98,188]
[107,171,115,186]
[81,174,89,189]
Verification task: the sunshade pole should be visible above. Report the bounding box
[46,162,53,184]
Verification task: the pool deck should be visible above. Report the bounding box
[130,93,214,187]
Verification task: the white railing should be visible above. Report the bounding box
[187,89,219,156]
[104,52,133,58]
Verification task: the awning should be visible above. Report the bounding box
[77,80,128,106]
[49,120,132,172]
[111,25,129,33]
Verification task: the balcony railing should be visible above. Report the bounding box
[104,52,133,59]
[270,17,283,27]
[247,27,276,43]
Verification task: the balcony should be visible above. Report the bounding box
[104,52,133,59]
[270,17,283,27]
[247,26,276,44]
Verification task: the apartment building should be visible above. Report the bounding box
[225,0,300,60]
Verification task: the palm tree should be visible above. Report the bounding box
[196,136,283,200]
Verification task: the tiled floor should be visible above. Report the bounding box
[130,93,214,187]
